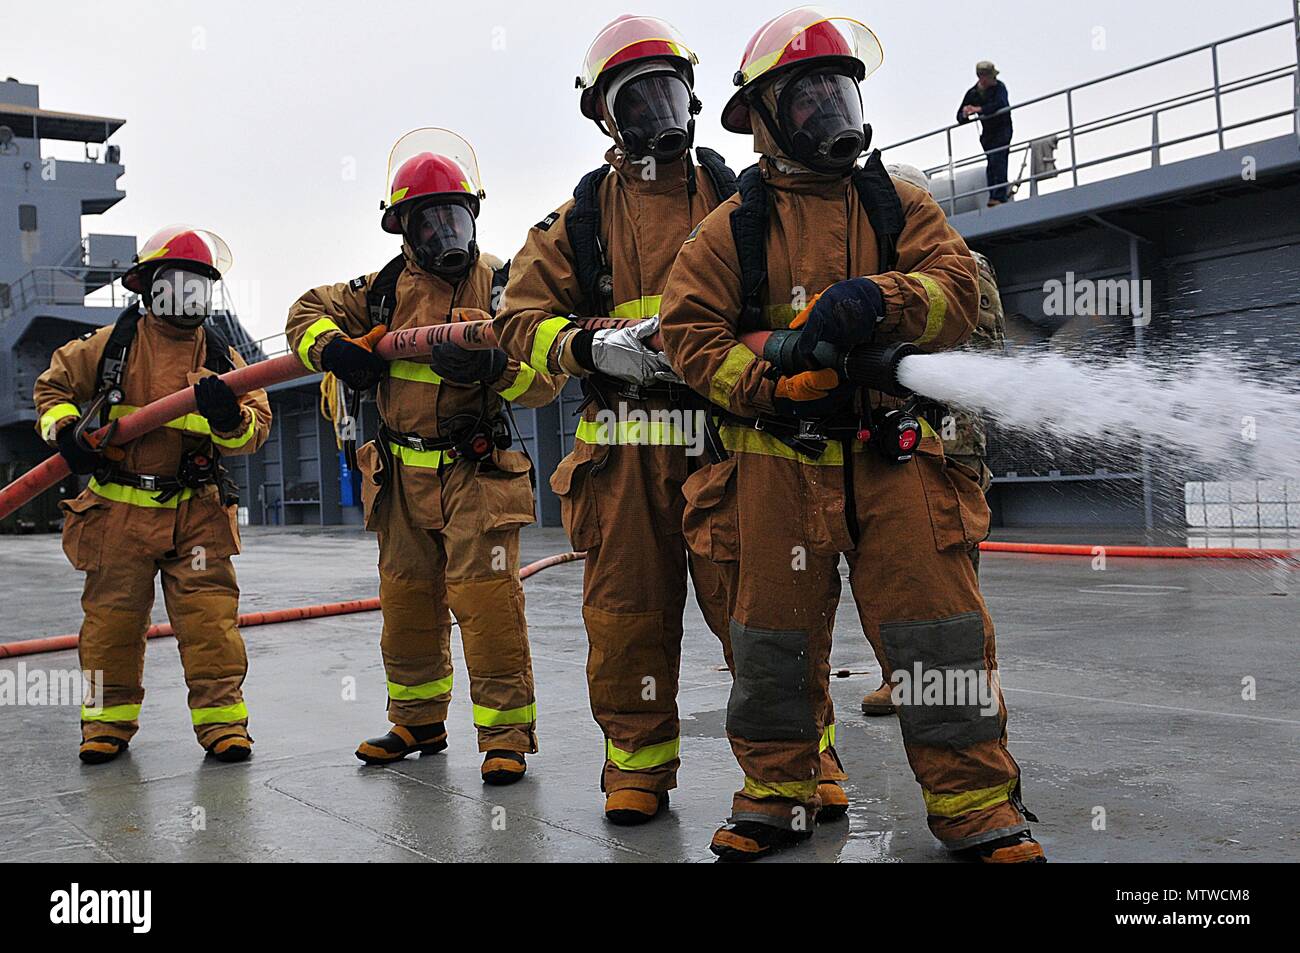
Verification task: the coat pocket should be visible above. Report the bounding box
[477,449,537,531]
[548,450,601,551]
[914,436,991,552]
[59,490,109,571]
[681,456,739,563]
[356,440,387,531]
[182,490,241,560]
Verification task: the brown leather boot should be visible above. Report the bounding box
[816,781,849,822]
[861,680,897,716]
[604,789,669,825]
[79,736,128,765]
[481,750,527,785]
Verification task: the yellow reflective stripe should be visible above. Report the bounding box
[389,359,443,384]
[907,272,948,346]
[40,402,80,442]
[719,424,847,466]
[388,441,451,469]
[191,702,249,726]
[609,295,662,320]
[763,302,799,328]
[81,703,141,722]
[88,477,193,509]
[920,417,938,439]
[742,776,820,800]
[497,363,535,402]
[297,317,342,370]
[819,722,836,753]
[110,403,211,435]
[212,414,256,449]
[606,737,680,771]
[922,778,1017,819]
[574,418,688,446]
[472,702,537,727]
[710,344,757,407]
[529,316,573,374]
[390,186,410,205]
[109,402,255,447]
[387,675,453,701]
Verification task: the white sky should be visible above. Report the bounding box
[3,0,1296,338]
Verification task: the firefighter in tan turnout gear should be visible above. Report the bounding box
[659,8,1045,862]
[34,225,271,765]
[285,130,564,785]
[861,163,1008,717]
[492,15,847,825]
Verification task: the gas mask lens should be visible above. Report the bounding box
[612,72,693,161]
[149,266,214,328]
[778,70,866,172]
[406,201,477,278]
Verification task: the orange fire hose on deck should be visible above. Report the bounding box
[0,551,587,659]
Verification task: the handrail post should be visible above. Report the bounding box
[1293,0,1300,146]
[1151,111,1161,167]
[945,127,956,215]
[1066,89,1079,186]
[1211,43,1226,150]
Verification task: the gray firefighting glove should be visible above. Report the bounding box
[569,316,680,385]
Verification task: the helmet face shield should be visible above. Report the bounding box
[404,200,478,279]
[609,68,694,161]
[723,7,883,135]
[148,265,214,328]
[578,15,698,120]
[381,128,484,232]
[777,69,866,171]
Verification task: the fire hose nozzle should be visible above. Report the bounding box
[842,342,919,397]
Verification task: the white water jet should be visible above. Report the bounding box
[897,349,1300,477]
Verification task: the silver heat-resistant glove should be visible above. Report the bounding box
[588,316,681,385]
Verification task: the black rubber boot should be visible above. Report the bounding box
[355,722,448,765]
[710,821,813,862]
[961,830,1047,863]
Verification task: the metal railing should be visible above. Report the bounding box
[0,264,132,317]
[883,16,1300,214]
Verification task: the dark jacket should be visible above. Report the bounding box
[957,80,1012,144]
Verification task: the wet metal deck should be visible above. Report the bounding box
[1,526,1296,863]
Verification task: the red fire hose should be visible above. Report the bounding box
[0,551,587,660]
[0,320,773,520]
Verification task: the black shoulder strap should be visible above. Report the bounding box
[489,259,511,317]
[852,150,905,274]
[366,254,407,327]
[565,164,612,315]
[96,303,143,396]
[202,321,235,375]
[729,164,769,328]
[694,146,738,202]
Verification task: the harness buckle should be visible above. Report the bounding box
[138,474,158,491]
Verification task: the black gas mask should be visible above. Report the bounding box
[605,62,699,162]
[145,265,215,329]
[404,199,479,279]
[773,68,869,173]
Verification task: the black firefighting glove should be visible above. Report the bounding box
[795,278,885,365]
[426,341,508,385]
[321,335,388,391]
[194,376,243,433]
[55,423,102,475]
